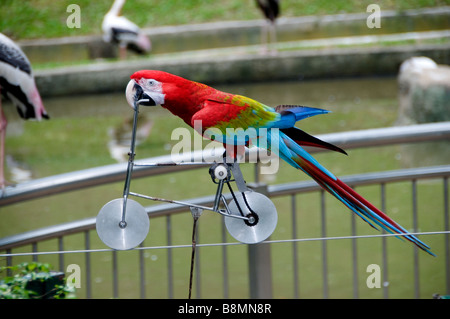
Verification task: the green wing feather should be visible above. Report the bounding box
[191,93,280,133]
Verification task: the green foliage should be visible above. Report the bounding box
[0,262,76,299]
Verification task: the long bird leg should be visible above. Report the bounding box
[260,20,270,54]
[260,19,277,55]
[268,21,278,55]
[119,43,127,60]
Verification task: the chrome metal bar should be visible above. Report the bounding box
[130,190,251,221]
[0,120,448,299]
[2,231,448,258]
[84,231,92,299]
[317,121,450,150]
[216,208,250,221]
[2,122,448,207]
[213,180,225,211]
[0,218,96,251]
[134,162,210,167]
[269,165,450,197]
[166,215,174,299]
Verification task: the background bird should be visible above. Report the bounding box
[0,32,49,189]
[256,0,280,54]
[125,70,435,256]
[102,0,152,60]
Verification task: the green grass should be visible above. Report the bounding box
[1,0,448,40]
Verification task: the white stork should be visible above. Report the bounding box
[0,32,49,189]
[102,0,152,60]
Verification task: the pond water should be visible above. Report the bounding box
[6,76,399,123]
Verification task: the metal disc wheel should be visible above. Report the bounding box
[225,191,277,244]
[96,198,150,250]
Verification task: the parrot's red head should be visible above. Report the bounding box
[125,70,176,109]
[126,70,203,107]
[125,70,216,123]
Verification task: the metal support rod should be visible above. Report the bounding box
[188,207,202,299]
[213,180,225,211]
[380,183,389,299]
[134,161,209,167]
[128,159,255,223]
[444,177,450,295]
[188,218,197,299]
[412,179,420,299]
[129,192,214,213]
[129,191,251,222]
[230,161,249,193]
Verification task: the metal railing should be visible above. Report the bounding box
[1,122,449,299]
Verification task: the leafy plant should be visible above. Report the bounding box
[0,262,76,299]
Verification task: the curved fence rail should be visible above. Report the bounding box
[1,165,449,250]
[1,122,449,299]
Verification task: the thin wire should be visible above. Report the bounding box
[1,230,448,258]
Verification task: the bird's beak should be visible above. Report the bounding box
[125,80,156,109]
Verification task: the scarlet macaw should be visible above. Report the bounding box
[125,70,434,256]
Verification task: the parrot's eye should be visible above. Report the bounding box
[148,80,156,86]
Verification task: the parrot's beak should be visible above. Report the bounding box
[125,80,156,109]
